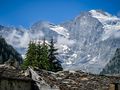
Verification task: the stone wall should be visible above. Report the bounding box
[0,78,31,90]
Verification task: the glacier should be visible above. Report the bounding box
[0,10,120,74]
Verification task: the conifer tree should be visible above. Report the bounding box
[36,41,42,68]
[22,41,37,69]
[36,39,50,70]
[48,38,63,72]
[40,38,50,70]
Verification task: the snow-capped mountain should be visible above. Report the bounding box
[0,10,120,74]
[89,10,120,40]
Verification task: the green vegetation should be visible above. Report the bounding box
[21,38,63,72]
[48,38,63,72]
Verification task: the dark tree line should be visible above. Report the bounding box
[0,36,22,64]
[100,48,120,75]
[22,38,63,72]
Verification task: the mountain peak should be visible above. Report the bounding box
[89,10,111,17]
[89,10,120,25]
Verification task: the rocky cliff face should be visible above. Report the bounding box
[0,10,120,74]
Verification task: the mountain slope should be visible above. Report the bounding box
[100,48,120,75]
[0,10,120,73]
[0,36,22,64]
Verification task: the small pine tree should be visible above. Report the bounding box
[36,41,42,68]
[48,38,63,72]
[22,41,37,69]
[36,39,50,70]
[40,39,50,70]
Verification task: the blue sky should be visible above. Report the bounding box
[0,0,120,28]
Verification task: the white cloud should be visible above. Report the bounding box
[6,28,44,48]
[56,36,75,46]
[55,36,75,52]
[19,31,30,48]
[29,30,44,40]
